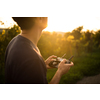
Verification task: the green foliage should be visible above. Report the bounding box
[0,25,21,83]
[71,26,83,40]
[93,30,100,47]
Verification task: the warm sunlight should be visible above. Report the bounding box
[0,17,15,28]
[0,17,100,32]
[44,16,79,32]
[44,16,100,32]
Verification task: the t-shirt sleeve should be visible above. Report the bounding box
[14,58,47,84]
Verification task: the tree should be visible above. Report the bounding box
[94,30,100,47]
[0,24,21,83]
[71,26,83,40]
[64,32,71,39]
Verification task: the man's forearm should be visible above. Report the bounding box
[49,69,62,84]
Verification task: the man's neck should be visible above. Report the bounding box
[20,26,42,47]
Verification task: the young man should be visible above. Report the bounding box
[5,17,74,84]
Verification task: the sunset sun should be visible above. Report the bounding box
[44,16,100,32]
[0,17,100,32]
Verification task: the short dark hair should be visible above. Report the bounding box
[12,17,36,30]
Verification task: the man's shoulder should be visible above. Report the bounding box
[6,35,40,61]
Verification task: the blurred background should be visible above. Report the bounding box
[0,0,100,84]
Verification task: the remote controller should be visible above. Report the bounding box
[49,54,74,68]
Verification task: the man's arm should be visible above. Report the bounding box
[49,69,61,84]
[45,55,74,84]
[49,59,74,84]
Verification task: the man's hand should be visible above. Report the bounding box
[49,59,74,84]
[58,59,74,76]
[45,55,57,69]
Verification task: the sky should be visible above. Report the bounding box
[44,16,100,32]
[0,0,100,32]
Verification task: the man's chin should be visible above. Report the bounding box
[41,25,47,30]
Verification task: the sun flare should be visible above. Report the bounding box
[44,16,100,32]
[0,17,100,32]
[0,17,16,28]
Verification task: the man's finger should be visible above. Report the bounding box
[49,55,57,59]
[65,62,74,67]
[60,59,67,64]
[60,60,74,66]
[51,59,56,62]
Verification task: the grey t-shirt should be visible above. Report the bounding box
[5,35,48,84]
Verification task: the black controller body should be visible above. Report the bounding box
[49,57,71,68]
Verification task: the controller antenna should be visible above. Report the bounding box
[61,53,66,58]
[68,55,74,61]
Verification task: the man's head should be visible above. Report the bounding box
[12,17,48,30]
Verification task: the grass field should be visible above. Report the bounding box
[46,50,100,84]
